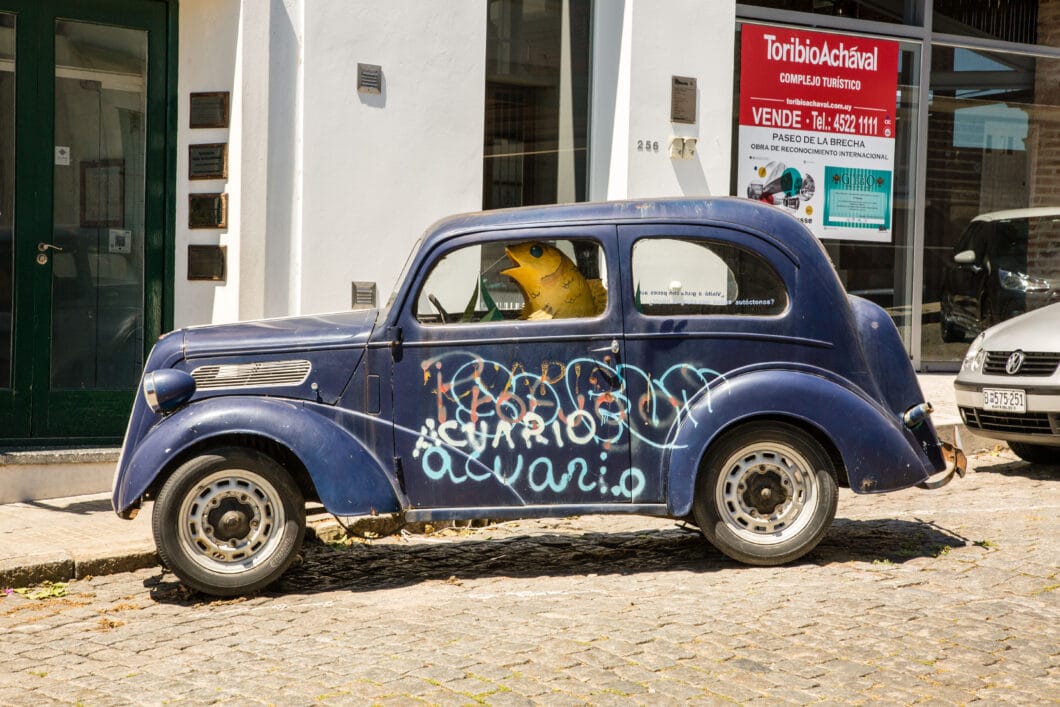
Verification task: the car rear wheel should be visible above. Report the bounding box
[1008,441,1057,465]
[693,422,838,566]
[152,447,306,596]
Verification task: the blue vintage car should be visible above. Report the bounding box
[113,198,965,595]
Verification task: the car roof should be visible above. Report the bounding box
[971,206,1060,222]
[420,197,819,266]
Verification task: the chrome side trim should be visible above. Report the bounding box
[191,360,312,390]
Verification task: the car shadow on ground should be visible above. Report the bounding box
[970,458,1058,478]
[24,497,112,515]
[145,516,969,603]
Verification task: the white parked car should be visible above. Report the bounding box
[955,302,1060,464]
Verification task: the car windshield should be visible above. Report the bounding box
[381,233,426,320]
[990,216,1060,268]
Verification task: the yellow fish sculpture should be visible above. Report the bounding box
[501,242,607,320]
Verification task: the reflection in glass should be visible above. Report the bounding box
[51,21,147,389]
[940,211,1060,344]
[924,47,1060,363]
[933,0,1040,44]
[737,0,913,24]
[730,27,921,351]
[0,13,13,389]
[821,48,919,351]
[483,0,592,209]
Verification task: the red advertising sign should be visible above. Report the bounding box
[739,25,898,139]
[737,25,900,242]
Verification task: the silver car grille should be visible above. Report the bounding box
[191,360,312,390]
[960,406,1060,436]
[983,351,1060,377]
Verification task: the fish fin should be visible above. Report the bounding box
[527,308,554,321]
[588,279,608,314]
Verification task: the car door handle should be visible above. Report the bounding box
[590,339,620,355]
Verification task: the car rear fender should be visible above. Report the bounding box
[666,368,939,517]
[114,397,403,517]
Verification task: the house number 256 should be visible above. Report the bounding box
[637,140,660,152]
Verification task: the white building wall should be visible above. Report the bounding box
[174,0,241,327]
[299,1,487,315]
[592,0,736,200]
[175,1,486,326]
[174,2,736,327]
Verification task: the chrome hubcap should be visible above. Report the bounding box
[717,442,820,545]
[179,470,285,573]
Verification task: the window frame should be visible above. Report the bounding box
[628,235,790,319]
[396,224,621,343]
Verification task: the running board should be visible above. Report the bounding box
[404,504,670,523]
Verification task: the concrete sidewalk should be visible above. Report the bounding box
[0,374,978,589]
[0,494,157,588]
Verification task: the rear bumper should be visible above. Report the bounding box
[916,442,967,490]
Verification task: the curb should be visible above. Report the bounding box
[0,549,159,588]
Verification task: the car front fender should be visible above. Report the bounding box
[114,397,403,517]
[666,368,942,517]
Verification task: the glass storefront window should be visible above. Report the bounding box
[50,20,148,389]
[483,0,592,210]
[731,23,922,351]
[933,0,1044,45]
[737,0,917,25]
[923,46,1060,362]
[0,13,13,389]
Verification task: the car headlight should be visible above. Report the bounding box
[961,332,987,373]
[143,369,197,413]
[999,268,1050,292]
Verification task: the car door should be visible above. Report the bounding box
[944,221,989,329]
[391,224,639,511]
[617,224,795,503]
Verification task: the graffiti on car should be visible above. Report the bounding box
[410,351,724,498]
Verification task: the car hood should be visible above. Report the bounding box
[981,302,1060,351]
[183,309,379,358]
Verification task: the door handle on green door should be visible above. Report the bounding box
[38,242,63,252]
[36,242,63,265]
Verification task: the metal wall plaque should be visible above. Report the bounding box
[671,76,697,124]
[189,91,230,129]
[187,245,227,281]
[188,193,228,229]
[188,143,228,180]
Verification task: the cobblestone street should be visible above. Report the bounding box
[1,447,1057,705]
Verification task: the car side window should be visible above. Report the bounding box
[414,238,608,324]
[631,238,787,316]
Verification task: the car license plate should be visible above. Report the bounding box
[982,388,1026,413]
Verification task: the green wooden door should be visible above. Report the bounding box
[0,0,171,443]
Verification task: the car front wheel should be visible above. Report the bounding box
[1008,441,1057,465]
[152,447,306,596]
[693,422,838,566]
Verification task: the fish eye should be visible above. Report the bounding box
[530,244,543,258]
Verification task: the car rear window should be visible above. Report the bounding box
[631,238,787,316]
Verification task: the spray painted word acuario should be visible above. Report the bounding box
[411,351,725,499]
